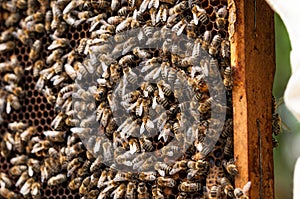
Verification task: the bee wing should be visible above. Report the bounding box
[146,119,154,129]
[243,181,251,194]
[130,143,138,154]
[152,96,157,109]
[158,86,164,99]
[157,169,165,177]
[154,0,159,9]
[6,101,11,114]
[153,67,162,80]
[177,23,186,36]
[156,8,162,23]
[63,0,81,14]
[140,122,145,134]
[64,64,77,80]
[187,169,198,180]
[137,103,143,116]
[140,0,150,12]
[162,8,168,22]
[151,9,156,25]
[158,127,170,142]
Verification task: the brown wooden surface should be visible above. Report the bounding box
[231,0,275,198]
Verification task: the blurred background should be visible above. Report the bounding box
[273,14,300,199]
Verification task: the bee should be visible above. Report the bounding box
[63,0,84,14]
[31,140,51,154]
[125,181,136,199]
[223,66,233,90]
[157,177,176,187]
[110,183,126,198]
[6,94,21,114]
[48,38,70,50]
[19,126,36,142]
[67,157,83,177]
[152,185,164,199]
[138,171,156,181]
[111,0,120,11]
[0,172,13,188]
[15,171,29,188]
[224,136,233,156]
[9,165,27,177]
[186,20,197,39]
[178,182,202,192]
[4,84,23,98]
[118,6,133,16]
[201,30,212,51]
[171,19,187,36]
[222,159,239,176]
[47,174,67,186]
[169,1,188,15]
[133,47,151,59]
[209,34,222,56]
[139,137,154,152]
[198,97,213,114]
[19,178,34,197]
[51,112,67,130]
[5,13,21,27]
[169,160,187,175]
[46,49,64,65]
[79,176,90,195]
[0,186,19,199]
[220,177,234,198]
[156,4,168,23]
[30,182,41,199]
[45,10,53,33]
[3,73,18,84]
[216,6,228,31]
[176,192,188,199]
[192,5,208,25]
[234,181,251,199]
[0,41,14,54]
[208,185,221,199]
[68,177,82,191]
[137,182,150,199]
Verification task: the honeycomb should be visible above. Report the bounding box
[0,0,239,199]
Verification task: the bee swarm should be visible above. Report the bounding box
[0,0,247,199]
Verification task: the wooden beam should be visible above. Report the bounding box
[231,0,275,198]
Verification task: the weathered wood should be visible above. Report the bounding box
[231,0,275,198]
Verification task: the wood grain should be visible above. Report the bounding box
[231,0,275,198]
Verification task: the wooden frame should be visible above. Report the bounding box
[231,0,275,198]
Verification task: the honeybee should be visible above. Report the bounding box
[45,10,53,33]
[222,159,238,176]
[202,30,212,51]
[111,0,120,11]
[176,192,188,199]
[67,157,83,177]
[169,160,187,175]
[30,182,41,199]
[0,186,19,199]
[157,177,176,187]
[192,5,208,25]
[6,94,21,114]
[47,174,67,186]
[19,177,34,196]
[216,6,228,31]
[178,182,202,192]
[63,0,84,14]
[234,181,251,199]
[152,185,164,199]
[79,176,90,195]
[46,49,64,65]
[198,97,213,114]
[137,182,149,199]
[169,1,188,15]
[15,171,29,188]
[224,136,233,156]
[138,171,156,181]
[208,185,221,199]
[223,66,233,90]
[156,4,168,23]
[68,177,82,191]
[172,19,187,36]
[219,177,234,198]
[3,73,19,84]
[110,183,126,199]
[5,13,21,27]
[48,38,70,50]
[0,172,13,188]
[209,34,222,56]
[125,181,136,199]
